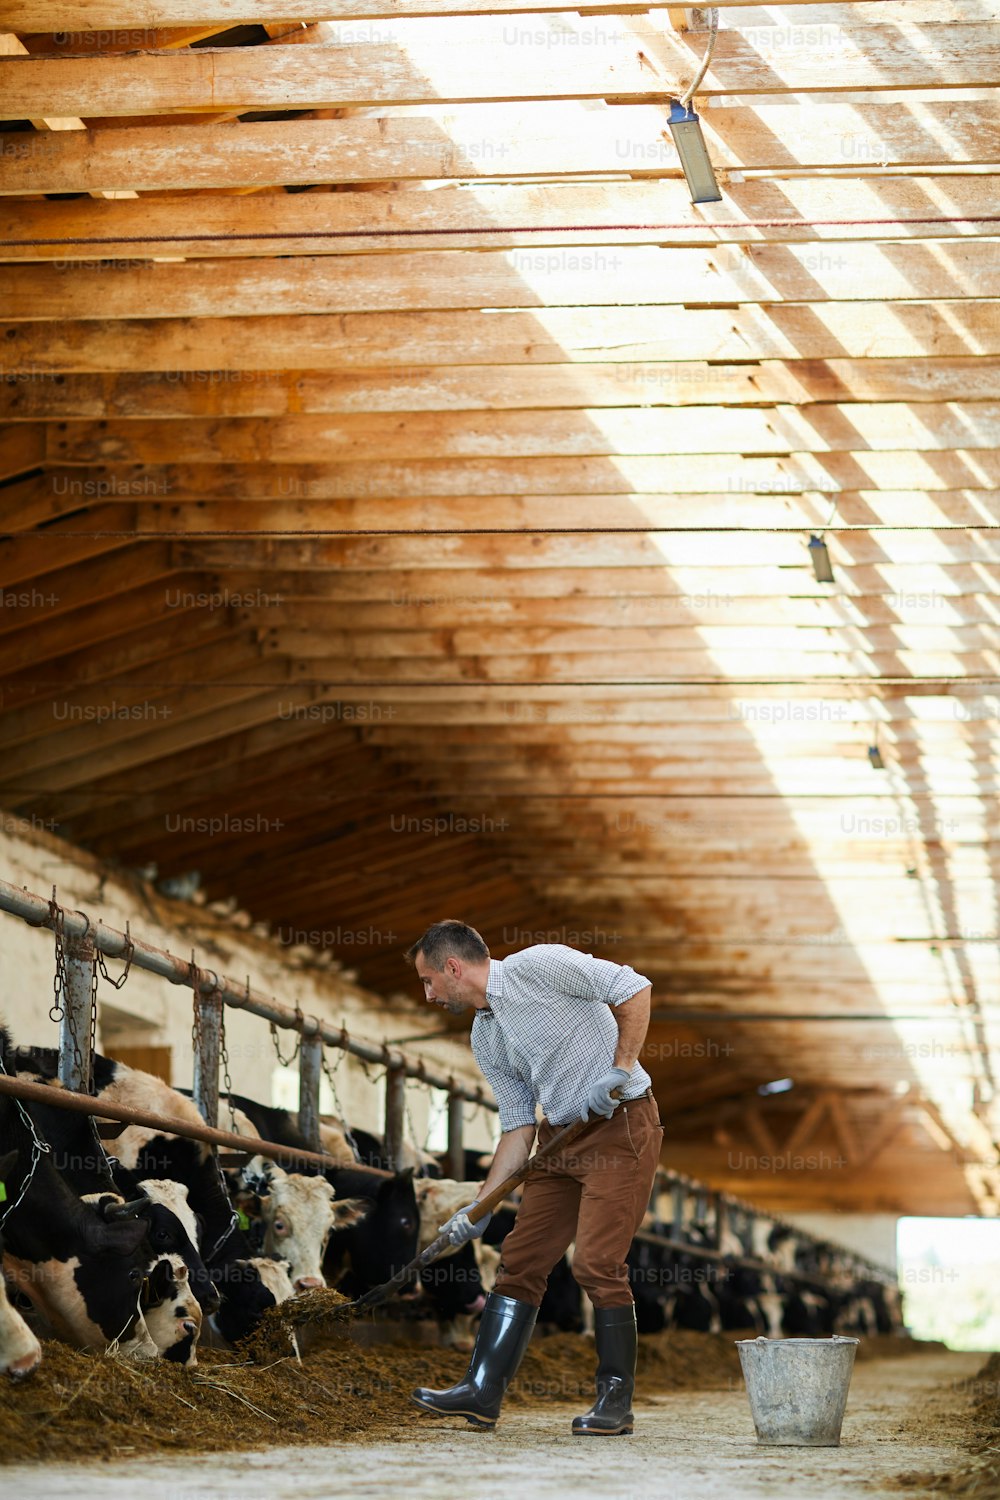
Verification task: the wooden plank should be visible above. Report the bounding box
[6,1,991,27]
[266,610,1000,660]
[28,452,1000,498]
[0,543,177,628]
[12,361,1000,420]
[0,644,265,758]
[221,582,1000,628]
[9,244,1000,320]
[162,549,1000,599]
[249,621,1000,660]
[38,405,1000,462]
[0,424,44,481]
[0,504,133,585]
[22,489,1000,533]
[8,176,1000,255]
[5,104,1000,197]
[0,687,290,794]
[6,303,1000,372]
[237,648,1000,683]
[0,574,212,670]
[1,26,997,119]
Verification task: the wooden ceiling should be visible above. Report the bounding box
[2,0,1000,1216]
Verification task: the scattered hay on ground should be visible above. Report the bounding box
[1,1321,750,1464]
[885,1349,1000,1495]
[1,1318,931,1467]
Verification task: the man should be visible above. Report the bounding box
[406,920,663,1436]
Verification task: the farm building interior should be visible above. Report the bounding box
[2,0,1000,1494]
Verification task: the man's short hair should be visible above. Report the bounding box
[405,920,490,970]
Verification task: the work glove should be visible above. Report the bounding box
[438,1201,492,1247]
[580,1066,632,1122]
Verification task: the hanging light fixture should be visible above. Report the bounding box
[808,534,835,584]
[668,7,722,205]
[667,102,723,204]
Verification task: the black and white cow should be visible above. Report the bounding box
[0,1089,156,1354]
[0,1148,43,1379]
[12,1046,300,1347]
[140,1254,202,1365]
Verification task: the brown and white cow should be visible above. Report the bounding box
[235,1156,368,1293]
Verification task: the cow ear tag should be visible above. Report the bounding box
[236,1208,250,1230]
[0,1182,7,1203]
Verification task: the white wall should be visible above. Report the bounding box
[786,1212,900,1273]
[0,816,496,1153]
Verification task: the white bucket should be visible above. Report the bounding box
[736,1335,860,1447]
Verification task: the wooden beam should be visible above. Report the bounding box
[0,504,134,586]
[9,244,1000,320]
[180,570,1000,625]
[2,26,995,119]
[7,176,1000,255]
[0,573,213,669]
[248,618,1000,660]
[6,105,1000,198]
[52,490,1000,532]
[6,303,1000,372]
[0,423,44,481]
[35,404,1000,462]
[0,544,178,630]
[6,1,989,26]
[26,453,1000,500]
[12,361,1000,421]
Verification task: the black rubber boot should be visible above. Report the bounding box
[411,1292,537,1429]
[572,1304,637,1436]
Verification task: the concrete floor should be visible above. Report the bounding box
[4,1351,984,1500]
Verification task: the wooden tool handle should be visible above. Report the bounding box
[467,1087,624,1222]
[348,1089,626,1313]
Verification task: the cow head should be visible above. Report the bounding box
[211,1253,296,1346]
[141,1255,202,1366]
[138,1179,220,1315]
[236,1156,367,1293]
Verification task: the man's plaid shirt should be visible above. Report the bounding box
[470,944,653,1131]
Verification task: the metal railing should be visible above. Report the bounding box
[0,877,896,1302]
[0,877,495,1172]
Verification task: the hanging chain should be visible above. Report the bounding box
[0,1052,52,1231]
[97,922,134,991]
[269,1019,301,1069]
[218,997,238,1137]
[402,1081,435,1175]
[319,1040,364,1162]
[190,951,203,1060]
[86,939,99,1096]
[49,891,67,1025]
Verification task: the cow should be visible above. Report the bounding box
[11,1047,298,1346]
[230,1155,368,1292]
[140,1255,202,1365]
[0,1110,156,1355]
[129,1177,218,1316]
[0,1148,42,1380]
[349,1126,441,1177]
[197,1088,422,1300]
[10,1046,233,1323]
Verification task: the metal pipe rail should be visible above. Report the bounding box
[0,1071,372,1174]
[0,878,496,1114]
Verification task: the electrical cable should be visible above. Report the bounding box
[678,6,719,110]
